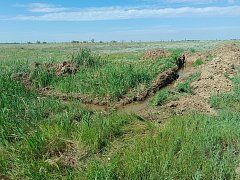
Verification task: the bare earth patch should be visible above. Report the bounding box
[142,49,171,60]
[166,44,240,114]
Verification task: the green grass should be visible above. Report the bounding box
[150,88,170,106]
[28,48,180,102]
[29,64,57,88]
[0,69,140,178]
[78,72,240,179]
[177,72,201,93]
[84,113,240,179]
[150,88,182,107]
[193,59,204,67]
[71,48,101,68]
[1,42,240,179]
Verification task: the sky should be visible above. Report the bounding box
[0,0,240,42]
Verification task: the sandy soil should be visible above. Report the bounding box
[167,44,240,114]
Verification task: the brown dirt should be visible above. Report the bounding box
[184,51,211,63]
[55,61,77,76]
[142,49,171,60]
[45,140,86,168]
[165,44,240,115]
[134,44,240,121]
[12,72,31,89]
[30,61,77,76]
[40,89,109,107]
[0,173,10,180]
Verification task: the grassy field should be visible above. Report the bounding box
[0,41,240,179]
[46,50,178,101]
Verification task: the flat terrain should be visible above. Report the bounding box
[0,41,240,179]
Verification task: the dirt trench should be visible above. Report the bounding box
[115,62,192,115]
[113,66,179,108]
[14,51,193,115]
[35,65,182,112]
[15,44,240,117]
[117,43,240,121]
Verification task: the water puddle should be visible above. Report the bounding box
[117,99,150,114]
[177,62,193,79]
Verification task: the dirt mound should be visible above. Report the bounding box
[142,49,171,60]
[184,51,211,63]
[55,61,77,76]
[46,91,108,106]
[150,67,179,94]
[13,61,78,91]
[211,43,240,57]
[12,72,31,89]
[30,61,77,76]
[166,44,240,114]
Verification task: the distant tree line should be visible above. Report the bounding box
[0,39,240,45]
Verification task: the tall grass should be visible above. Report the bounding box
[1,44,240,179]
[41,49,179,101]
[150,88,170,106]
[81,73,240,179]
[71,48,101,68]
[29,65,57,88]
[0,66,139,178]
[0,71,64,144]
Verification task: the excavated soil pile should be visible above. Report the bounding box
[17,61,77,84]
[13,72,31,88]
[166,44,240,114]
[30,61,77,77]
[184,51,211,63]
[142,49,171,60]
[55,61,77,76]
[13,61,78,93]
[150,67,179,94]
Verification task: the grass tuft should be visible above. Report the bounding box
[150,88,170,106]
[193,59,204,67]
[177,72,201,93]
[71,48,101,68]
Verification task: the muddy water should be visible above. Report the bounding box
[81,103,108,111]
[117,99,150,114]
[177,63,189,79]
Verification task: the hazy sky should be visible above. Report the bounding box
[0,0,240,42]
